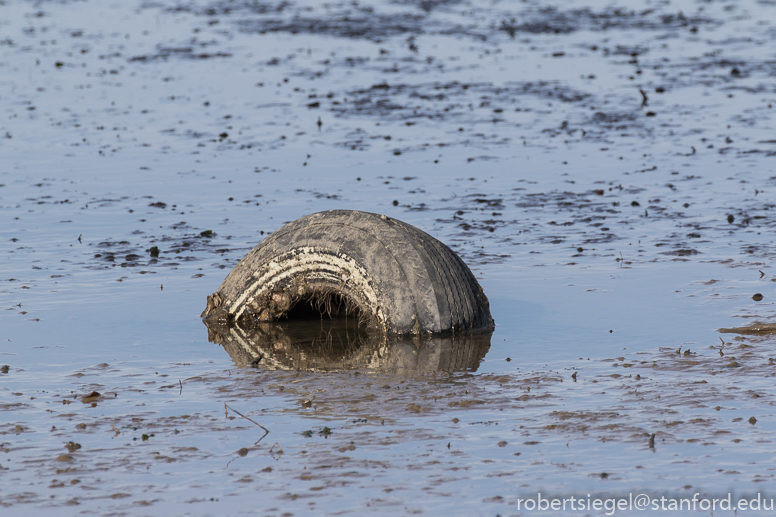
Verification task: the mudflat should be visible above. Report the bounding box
[2,0,776,514]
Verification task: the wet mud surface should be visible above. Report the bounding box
[2,0,776,514]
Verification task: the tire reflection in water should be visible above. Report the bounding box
[204,318,492,373]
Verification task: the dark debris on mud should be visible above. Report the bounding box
[6,175,776,279]
[130,46,233,62]
[88,224,241,272]
[155,0,718,42]
[331,81,591,123]
[496,6,716,37]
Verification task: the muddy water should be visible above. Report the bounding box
[2,0,776,514]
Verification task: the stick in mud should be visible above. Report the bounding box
[225,403,270,440]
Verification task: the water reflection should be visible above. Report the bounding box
[204,318,492,373]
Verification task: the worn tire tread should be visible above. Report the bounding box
[203,210,493,335]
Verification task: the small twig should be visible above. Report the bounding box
[179,379,182,395]
[225,403,270,436]
[111,425,120,436]
[269,442,283,455]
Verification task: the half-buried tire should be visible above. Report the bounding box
[201,210,494,335]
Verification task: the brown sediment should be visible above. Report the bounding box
[718,323,776,335]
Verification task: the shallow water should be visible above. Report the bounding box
[3,0,776,514]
